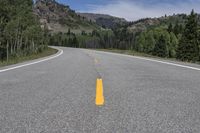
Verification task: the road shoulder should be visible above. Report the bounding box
[0,46,62,73]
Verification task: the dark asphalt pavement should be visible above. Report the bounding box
[0,47,200,133]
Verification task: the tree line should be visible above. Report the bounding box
[1,2,199,63]
[177,10,200,61]
[0,0,48,62]
[48,29,116,49]
[134,10,200,62]
[134,26,179,58]
[48,30,79,48]
[49,10,200,62]
[85,10,199,62]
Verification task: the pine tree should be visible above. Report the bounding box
[144,31,155,53]
[179,24,183,34]
[173,22,180,36]
[153,35,168,57]
[135,33,145,52]
[169,32,178,58]
[177,10,199,61]
[67,29,71,35]
[72,36,78,48]
[168,23,173,33]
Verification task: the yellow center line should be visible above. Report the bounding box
[95,78,104,106]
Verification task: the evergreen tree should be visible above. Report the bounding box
[179,24,184,34]
[144,31,155,53]
[168,23,173,33]
[72,36,78,48]
[67,29,71,35]
[177,10,199,61]
[173,22,180,36]
[135,33,145,52]
[169,32,178,58]
[153,35,168,57]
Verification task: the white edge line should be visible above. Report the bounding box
[0,47,63,73]
[93,50,200,71]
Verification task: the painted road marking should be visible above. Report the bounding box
[0,47,63,73]
[93,50,200,71]
[96,78,104,106]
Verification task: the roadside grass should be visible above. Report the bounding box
[95,49,200,65]
[0,47,58,68]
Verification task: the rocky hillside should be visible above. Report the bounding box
[78,13,127,29]
[34,0,100,33]
[126,14,198,33]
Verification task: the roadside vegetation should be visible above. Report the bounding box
[0,47,57,67]
[0,0,199,65]
[51,10,200,63]
[135,10,200,62]
[0,0,49,64]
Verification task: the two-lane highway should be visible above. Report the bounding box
[0,47,200,133]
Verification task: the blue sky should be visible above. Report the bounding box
[57,0,111,11]
[57,0,200,21]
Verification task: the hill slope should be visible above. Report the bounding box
[126,14,200,33]
[78,13,127,29]
[34,0,100,33]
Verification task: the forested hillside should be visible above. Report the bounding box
[0,0,199,64]
[51,10,200,62]
[0,0,48,62]
[126,11,200,62]
[78,13,127,29]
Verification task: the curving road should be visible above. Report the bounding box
[0,47,200,133]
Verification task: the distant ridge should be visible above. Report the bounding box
[78,13,127,29]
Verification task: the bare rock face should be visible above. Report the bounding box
[33,0,99,33]
[34,0,127,32]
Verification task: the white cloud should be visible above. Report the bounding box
[80,0,200,21]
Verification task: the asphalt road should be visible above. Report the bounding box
[0,47,200,133]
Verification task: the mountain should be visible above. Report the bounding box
[34,0,100,33]
[78,13,127,29]
[125,14,193,34]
